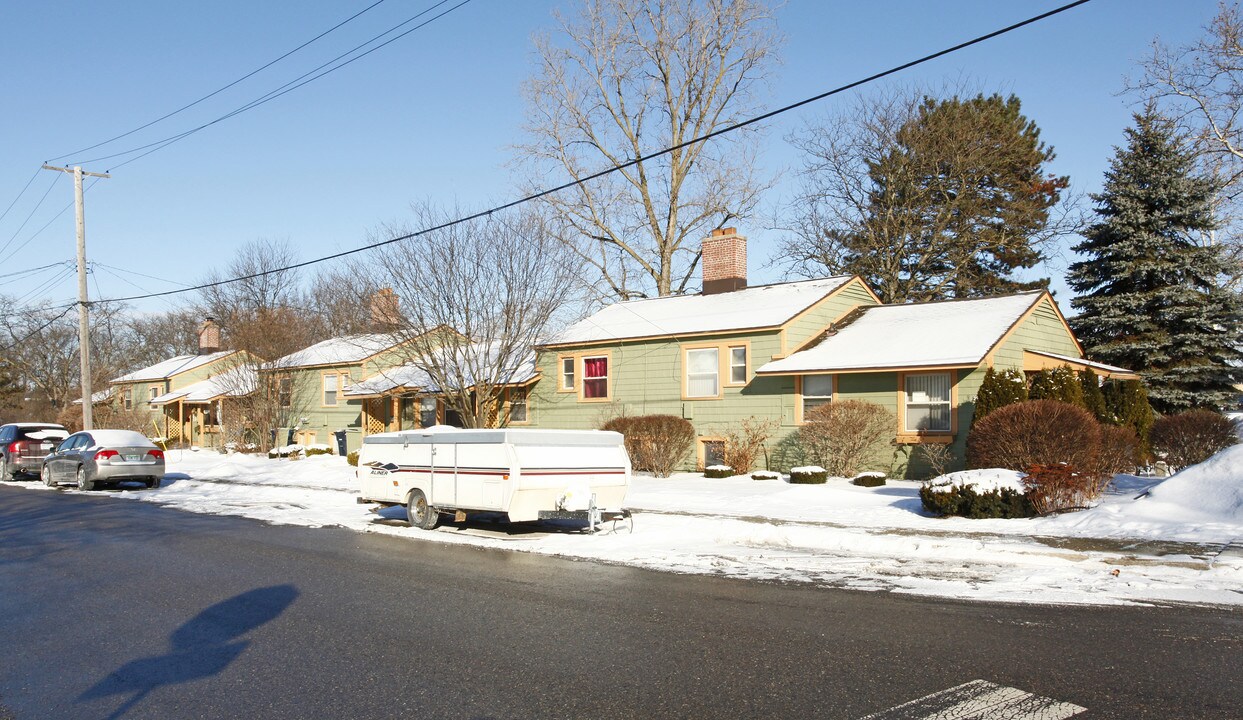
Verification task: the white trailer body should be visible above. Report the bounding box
[356,428,629,523]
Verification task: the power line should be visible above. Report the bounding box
[94,0,1094,306]
[0,260,72,281]
[0,303,79,357]
[0,167,42,227]
[48,0,391,163]
[72,0,471,169]
[0,178,103,267]
[0,174,60,259]
[93,261,194,288]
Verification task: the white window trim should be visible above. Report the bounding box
[800,375,833,418]
[729,346,747,385]
[904,372,952,433]
[685,347,721,399]
[581,355,609,401]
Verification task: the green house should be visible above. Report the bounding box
[528,228,1135,477]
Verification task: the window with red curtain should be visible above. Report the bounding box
[583,356,608,399]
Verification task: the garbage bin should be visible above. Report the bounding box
[286,427,295,446]
[333,430,348,457]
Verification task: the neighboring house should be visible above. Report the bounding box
[263,333,406,451]
[342,343,537,432]
[529,228,1136,477]
[148,364,259,448]
[108,319,252,446]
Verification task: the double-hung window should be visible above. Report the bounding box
[801,375,833,417]
[278,377,292,408]
[686,348,720,398]
[509,388,528,423]
[122,388,133,411]
[560,357,575,391]
[323,374,339,406]
[583,356,608,399]
[905,372,951,433]
[149,387,159,402]
[729,346,747,385]
[419,397,437,427]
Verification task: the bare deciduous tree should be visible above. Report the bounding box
[518,0,779,300]
[362,203,584,428]
[1131,1,1243,287]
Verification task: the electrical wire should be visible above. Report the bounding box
[94,0,1094,306]
[72,0,470,169]
[92,261,194,288]
[0,174,61,259]
[0,167,42,227]
[0,302,79,357]
[10,265,76,307]
[48,0,391,163]
[0,178,103,267]
[0,260,72,281]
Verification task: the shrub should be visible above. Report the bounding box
[1028,367,1085,408]
[347,450,359,467]
[966,400,1101,474]
[751,471,780,481]
[1022,463,1109,515]
[601,414,696,477]
[798,400,893,477]
[789,466,828,484]
[972,367,1029,424]
[919,484,1034,519]
[1150,410,1239,470]
[1103,379,1154,457]
[722,416,778,475]
[305,446,332,457]
[851,472,886,487]
[910,442,956,479]
[1079,369,1108,421]
[704,465,733,479]
[1097,424,1139,476]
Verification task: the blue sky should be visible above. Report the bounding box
[0,0,1217,315]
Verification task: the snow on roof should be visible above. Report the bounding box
[112,351,236,383]
[150,366,258,405]
[86,429,156,448]
[265,333,405,369]
[343,344,536,397]
[71,388,114,406]
[1024,350,1135,377]
[758,292,1043,375]
[547,277,854,345]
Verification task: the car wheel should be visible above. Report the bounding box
[76,466,94,492]
[406,489,439,530]
[41,465,56,487]
[148,477,162,489]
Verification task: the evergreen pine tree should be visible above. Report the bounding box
[972,367,1029,424]
[1068,107,1243,413]
[1079,369,1108,421]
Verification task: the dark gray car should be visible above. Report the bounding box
[0,423,69,480]
[41,429,165,491]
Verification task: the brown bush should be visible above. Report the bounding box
[798,400,893,477]
[601,414,695,478]
[1150,410,1239,470]
[722,416,778,475]
[966,400,1101,473]
[1097,424,1140,476]
[1023,463,1108,516]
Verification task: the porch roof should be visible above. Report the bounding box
[343,346,537,398]
[757,292,1043,375]
[1023,350,1138,380]
[149,366,258,405]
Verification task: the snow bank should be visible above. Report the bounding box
[924,469,1026,494]
[1143,445,1243,522]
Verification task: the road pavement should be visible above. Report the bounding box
[1,486,1240,719]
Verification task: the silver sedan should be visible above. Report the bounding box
[41,429,166,491]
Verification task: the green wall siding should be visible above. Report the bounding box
[783,279,879,353]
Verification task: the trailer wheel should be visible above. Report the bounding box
[406,489,439,530]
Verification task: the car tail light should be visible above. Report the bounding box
[96,449,119,461]
[147,449,164,460]
[6,442,17,454]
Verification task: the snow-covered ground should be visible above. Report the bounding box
[5,446,1242,608]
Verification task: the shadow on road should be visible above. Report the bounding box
[78,584,298,720]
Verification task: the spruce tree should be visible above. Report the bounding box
[1068,108,1243,413]
[1079,369,1108,422]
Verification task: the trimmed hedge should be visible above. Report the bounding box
[919,484,1035,519]
[751,471,781,481]
[704,465,733,479]
[789,468,828,484]
[851,472,886,487]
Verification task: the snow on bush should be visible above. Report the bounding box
[925,469,1025,494]
[704,464,733,479]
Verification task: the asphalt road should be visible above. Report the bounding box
[1,486,1240,720]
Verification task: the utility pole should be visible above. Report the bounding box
[41,164,110,430]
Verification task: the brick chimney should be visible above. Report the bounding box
[701,227,747,295]
[370,288,401,330]
[198,317,221,355]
